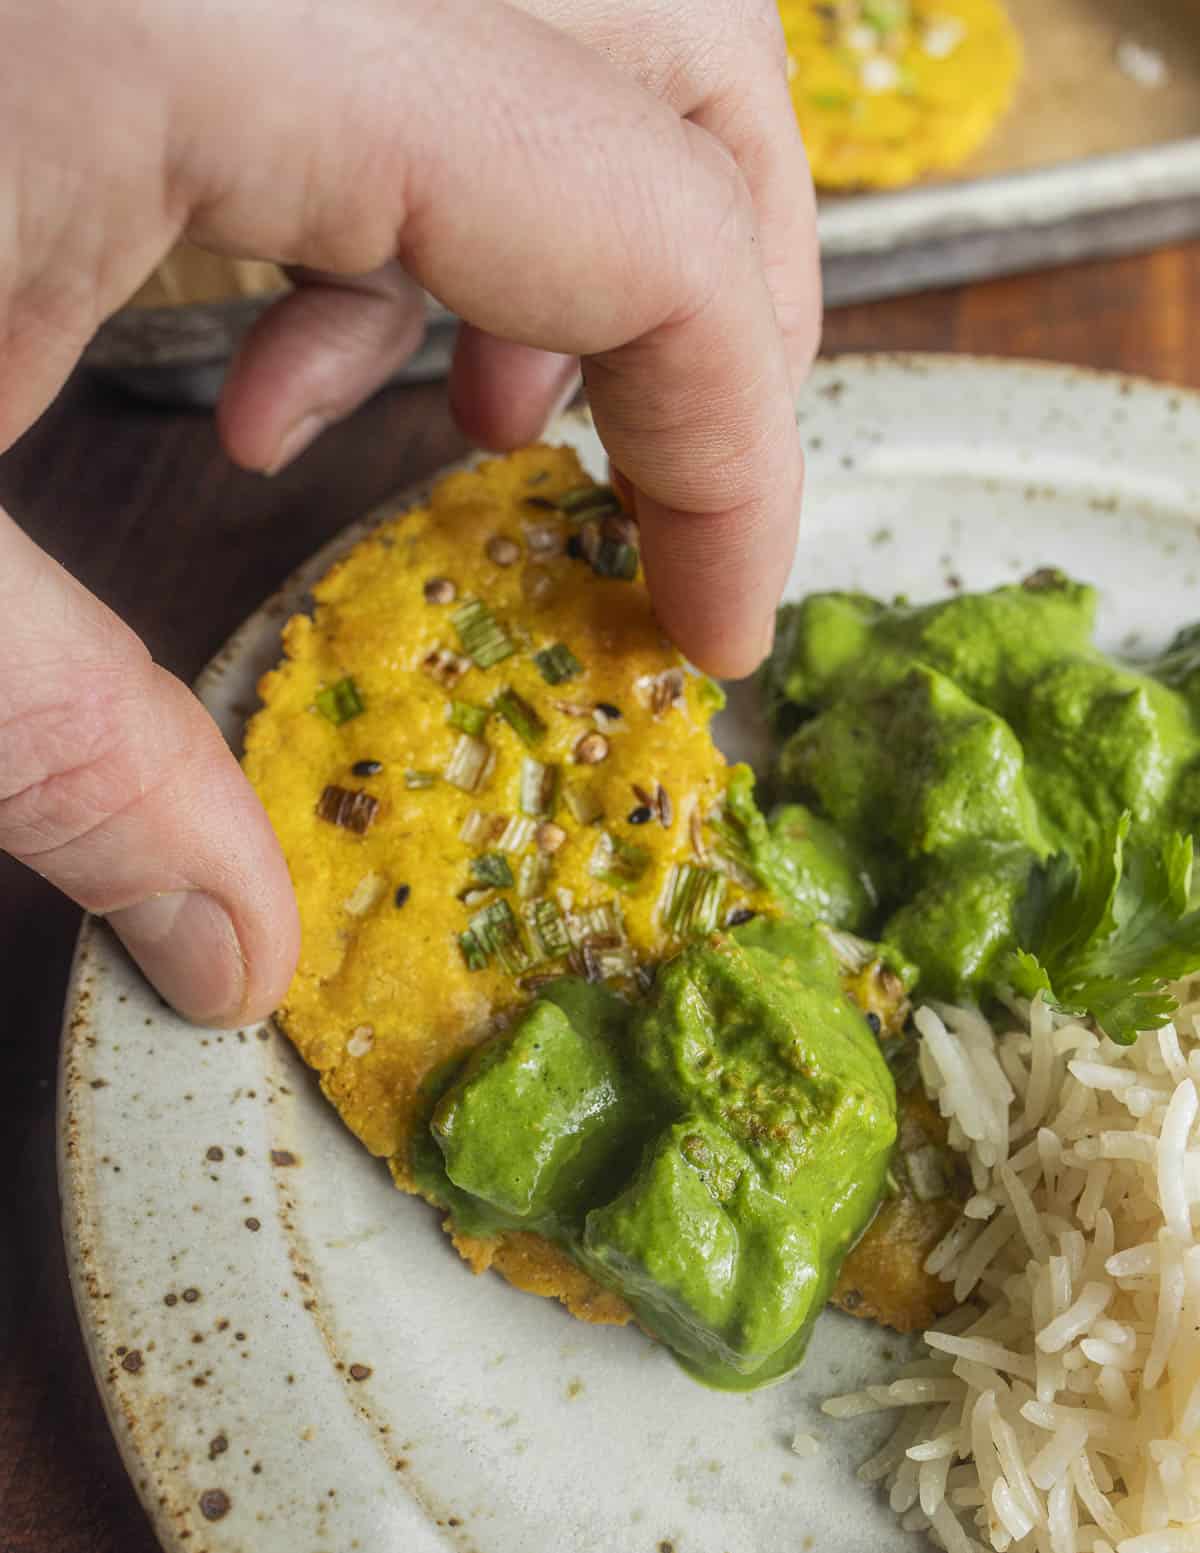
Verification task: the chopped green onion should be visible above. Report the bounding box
[445,734,492,793]
[557,484,620,518]
[469,899,533,974]
[460,809,495,845]
[496,814,537,852]
[533,643,583,685]
[493,689,547,747]
[447,700,488,736]
[580,942,636,982]
[404,769,438,789]
[563,784,603,826]
[662,864,727,937]
[519,758,559,817]
[527,897,571,958]
[590,538,639,580]
[315,677,364,725]
[459,928,488,972]
[471,853,514,890]
[518,851,553,900]
[589,832,651,891]
[569,901,625,946]
[452,599,515,668]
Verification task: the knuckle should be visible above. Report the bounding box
[0,655,166,867]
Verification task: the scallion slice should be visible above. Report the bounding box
[569,901,625,947]
[527,897,571,958]
[445,734,492,793]
[452,599,515,668]
[315,676,364,725]
[519,758,559,817]
[557,484,620,518]
[590,539,639,580]
[496,814,536,853]
[589,831,651,891]
[533,643,582,685]
[447,700,488,737]
[404,769,438,790]
[563,784,603,826]
[471,852,514,890]
[492,689,546,747]
[469,899,533,974]
[459,928,488,972]
[662,863,727,937]
[518,851,552,900]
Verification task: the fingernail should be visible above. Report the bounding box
[265,411,329,476]
[107,891,246,1025]
[545,360,583,426]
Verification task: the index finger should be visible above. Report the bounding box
[189,0,805,673]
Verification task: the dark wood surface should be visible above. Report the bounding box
[5,244,1200,1551]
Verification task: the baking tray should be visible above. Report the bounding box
[84,0,1200,403]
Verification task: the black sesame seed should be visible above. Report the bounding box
[865,1011,881,1035]
[726,907,756,928]
[627,805,654,826]
[394,885,411,908]
[595,702,622,719]
[566,534,584,560]
[352,759,383,777]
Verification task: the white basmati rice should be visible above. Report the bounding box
[823,984,1200,1552]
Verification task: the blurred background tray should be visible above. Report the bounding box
[85,0,1200,404]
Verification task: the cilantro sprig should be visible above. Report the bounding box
[1006,813,1200,1045]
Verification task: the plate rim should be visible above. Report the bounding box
[57,352,1200,1552]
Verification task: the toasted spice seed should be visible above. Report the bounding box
[627,806,653,826]
[656,784,673,828]
[651,668,685,715]
[595,702,622,720]
[536,821,567,854]
[522,565,556,606]
[565,534,584,560]
[486,535,521,567]
[421,647,471,689]
[632,783,654,807]
[524,524,564,556]
[423,576,457,605]
[574,732,609,765]
[394,884,411,908]
[865,1011,882,1035]
[352,759,383,777]
[316,785,379,835]
[726,907,756,928]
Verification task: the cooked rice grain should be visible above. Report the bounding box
[824,985,1200,1552]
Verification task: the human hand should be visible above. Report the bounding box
[0,0,819,1026]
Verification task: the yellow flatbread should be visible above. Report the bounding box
[781,0,1021,190]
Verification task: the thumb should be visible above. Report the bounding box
[0,512,298,1025]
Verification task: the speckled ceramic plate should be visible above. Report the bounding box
[60,356,1200,1553]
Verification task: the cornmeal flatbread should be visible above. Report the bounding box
[781,0,1021,190]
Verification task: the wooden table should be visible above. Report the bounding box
[5,245,1200,1551]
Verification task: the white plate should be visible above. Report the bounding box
[60,355,1200,1553]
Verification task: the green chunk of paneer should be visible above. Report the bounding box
[581,1117,823,1382]
[431,981,644,1226]
[1022,658,1197,854]
[778,665,1048,861]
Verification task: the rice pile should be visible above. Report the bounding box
[823,981,1200,1553]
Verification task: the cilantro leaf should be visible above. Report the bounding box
[1004,814,1200,1044]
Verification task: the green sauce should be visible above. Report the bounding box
[414,921,895,1391]
[415,570,1200,1392]
[764,571,1200,997]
